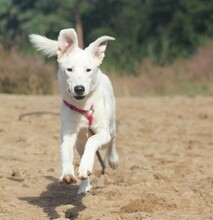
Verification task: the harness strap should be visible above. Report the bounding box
[63,100,94,133]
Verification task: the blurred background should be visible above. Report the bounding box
[0,0,213,96]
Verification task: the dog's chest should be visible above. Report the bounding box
[77,108,98,133]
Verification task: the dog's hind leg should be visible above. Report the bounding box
[76,142,85,158]
[78,178,92,194]
[105,136,119,169]
[76,129,88,158]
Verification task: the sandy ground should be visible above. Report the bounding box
[0,94,212,220]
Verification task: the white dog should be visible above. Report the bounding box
[29,28,119,194]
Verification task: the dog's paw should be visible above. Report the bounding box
[77,179,92,194]
[59,174,77,184]
[108,154,119,169]
[78,156,94,179]
[78,167,92,180]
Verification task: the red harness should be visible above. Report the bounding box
[63,100,95,135]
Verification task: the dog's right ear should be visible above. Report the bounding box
[57,28,78,58]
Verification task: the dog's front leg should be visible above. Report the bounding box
[78,131,111,179]
[59,134,77,184]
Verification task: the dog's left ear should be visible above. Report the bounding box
[85,36,115,65]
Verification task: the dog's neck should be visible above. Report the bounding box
[63,91,95,110]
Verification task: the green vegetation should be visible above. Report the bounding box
[1,0,213,73]
[0,0,213,95]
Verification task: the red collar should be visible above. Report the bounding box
[63,100,95,134]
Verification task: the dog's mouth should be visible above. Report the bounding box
[74,95,85,100]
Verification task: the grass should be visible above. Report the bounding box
[110,42,213,97]
[0,42,213,96]
[0,46,57,94]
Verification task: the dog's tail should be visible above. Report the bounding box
[29,34,58,57]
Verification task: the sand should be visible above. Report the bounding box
[0,94,212,220]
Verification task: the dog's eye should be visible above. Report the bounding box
[86,68,92,72]
[67,68,73,72]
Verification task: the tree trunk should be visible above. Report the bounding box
[75,1,84,49]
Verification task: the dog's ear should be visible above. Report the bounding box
[57,28,78,58]
[85,36,115,65]
[29,34,58,57]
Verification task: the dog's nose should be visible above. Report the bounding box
[74,85,85,95]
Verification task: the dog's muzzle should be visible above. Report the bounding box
[68,86,86,100]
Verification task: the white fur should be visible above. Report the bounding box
[29,34,58,57]
[29,28,119,194]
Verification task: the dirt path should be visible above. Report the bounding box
[0,94,212,220]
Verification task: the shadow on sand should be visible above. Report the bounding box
[20,176,86,219]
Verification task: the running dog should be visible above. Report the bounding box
[29,28,119,194]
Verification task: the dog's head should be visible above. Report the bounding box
[29,28,114,101]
